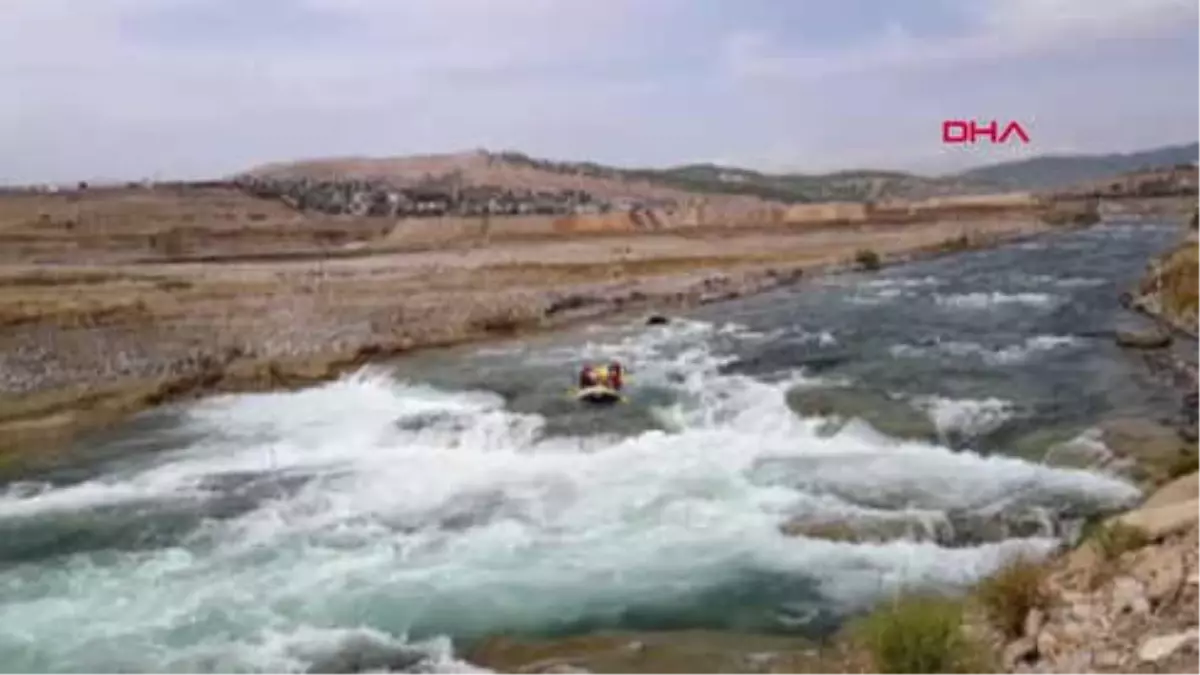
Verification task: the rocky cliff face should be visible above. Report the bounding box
[1131,220,1199,336]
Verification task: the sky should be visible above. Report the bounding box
[1,0,1197,183]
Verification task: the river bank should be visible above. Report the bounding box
[0,217,1190,673]
[0,209,1061,469]
[453,219,1200,674]
[976,216,1198,674]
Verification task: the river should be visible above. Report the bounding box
[0,221,1188,672]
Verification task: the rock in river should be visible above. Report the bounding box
[1115,327,1172,349]
[786,385,938,443]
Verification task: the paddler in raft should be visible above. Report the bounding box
[575,361,627,403]
[578,361,624,390]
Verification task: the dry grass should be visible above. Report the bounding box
[1039,201,1101,227]
[851,594,989,674]
[1145,238,1199,328]
[1071,520,1153,590]
[476,253,794,286]
[972,557,1051,639]
[1084,520,1152,562]
[0,288,152,328]
[465,300,545,334]
[1165,448,1200,480]
[933,234,972,253]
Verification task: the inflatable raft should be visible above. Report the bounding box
[573,385,625,405]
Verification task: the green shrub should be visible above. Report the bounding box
[1083,520,1151,561]
[855,248,882,271]
[852,594,982,673]
[973,557,1049,639]
[1166,449,1199,480]
[938,234,972,252]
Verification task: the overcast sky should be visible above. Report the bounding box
[2,0,1197,184]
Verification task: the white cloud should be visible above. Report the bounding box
[979,0,1196,44]
[723,0,1198,80]
[0,0,1193,182]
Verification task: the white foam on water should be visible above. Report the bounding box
[934,291,1060,310]
[889,335,1082,366]
[915,396,1014,439]
[799,330,838,347]
[848,288,911,305]
[822,275,941,290]
[825,273,936,305]
[0,320,1141,672]
[1018,274,1106,289]
[1041,427,1121,471]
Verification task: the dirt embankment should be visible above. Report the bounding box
[0,185,1082,465]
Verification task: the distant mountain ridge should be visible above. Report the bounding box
[246,141,1198,205]
[952,142,1200,191]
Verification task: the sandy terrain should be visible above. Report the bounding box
[0,184,1081,460]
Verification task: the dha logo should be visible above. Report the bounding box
[942,120,1031,145]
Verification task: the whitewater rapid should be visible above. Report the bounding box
[0,318,1144,672]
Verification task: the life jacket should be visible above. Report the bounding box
[580,366,597,387]
[608,364,623,389]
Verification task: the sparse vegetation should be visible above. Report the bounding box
[1165,448,1200,479]
[149,228,187,257]
[935,234,972,253]
[1140,237,1199,331]
[1073,519,1153,590]
[1083,520,1151,562]
[1040,201,1102,227]
[851,594,986,674]
[855,248,882,271]
[467,303,544,334]
[973,557,1050,639]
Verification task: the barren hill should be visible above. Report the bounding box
[245,150,753,207]
[242,142,1198,205]
[241,150,994,207]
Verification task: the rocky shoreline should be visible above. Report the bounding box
[991,225,1199,670]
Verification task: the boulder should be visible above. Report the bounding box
[786,385,938,443]
[645,314,670,326]
[778,516,935,544]
[1113,498,1200,540]
[1138,630,1198,663]
[533,664,591,674]
[1002,637,1038,670]
[1115,328,1172,349]
[467,631,828,674]
[1142,471,1199,510]
[1099,418,1194,485]
[1130,546,1186,606]
[1016,427,1109,469]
